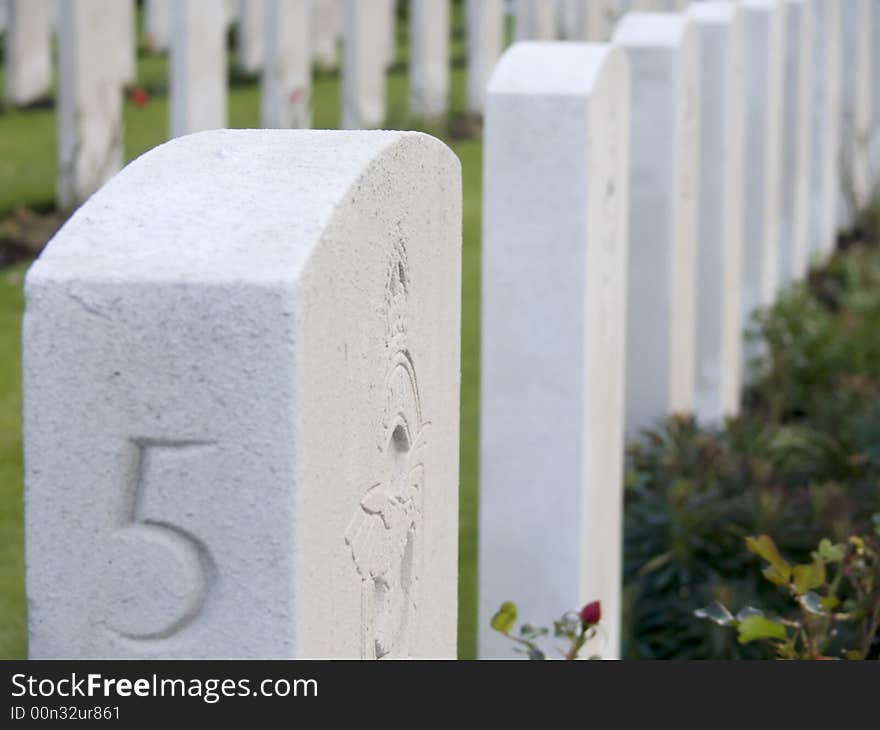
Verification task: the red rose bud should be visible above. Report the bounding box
[130,88,149,108]
[579,600,601,627]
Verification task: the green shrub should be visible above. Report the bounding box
[623,205,880,659]
[696,533,880,660]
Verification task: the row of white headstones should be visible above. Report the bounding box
[18,1,880,659]
[1,0,691,210]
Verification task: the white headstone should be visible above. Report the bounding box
[56,0,123,211]
[341,0,386,129]
[479,42,630,660]
[809,0,842,262]
[839,0,873,222]
[144,0,172,52]
[613,13,700,437]
[312,0,341,71]
[688,2,745,425]
[226,0,239,26]
[465,0,504,116]
[262,0,311,128]
[740,0,784,342]
[114,0,137,87]
[170,0,228,138]
[237,0,265,73]
[381,0,398,69]
[870,0,880,182]
[558,0,597,40]
[515,0,557,40]
[586,1,627,42]
[24,129,462,660]
[0,1,7,35]
[409,0,450,120]
[4,0,52,107]
[558,0,582,39]
[778,0,813,286]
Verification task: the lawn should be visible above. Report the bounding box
[0,8,484,659]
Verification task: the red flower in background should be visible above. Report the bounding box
[290,88,306,104]
[130,88,150,108]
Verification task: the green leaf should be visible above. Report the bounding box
[737,615,787,644]
[735,606,765,621]
[490,602,517,634]
[762,565,791,586]
[694,601,735,626]
[527,647,546,660]
[815,538,845,563]
[800,591,827,616]
[775,639,798,660]
[746,535,792,582]
[820,595,840,611]
[792,559,826,594]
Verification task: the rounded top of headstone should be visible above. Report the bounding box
[488,42,629,97]
[29,130,458,285]
[612,12,695,47]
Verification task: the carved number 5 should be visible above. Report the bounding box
[99,441,216,642]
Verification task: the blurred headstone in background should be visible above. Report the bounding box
[381,0,398,70]
[4,0,52,107]
[409,0,450,121]
[170,0,228,137]
[740,0,784,354]
[688,1,745,426]
[262,0,311,128]
[465,0,504,116]
[237,0,266,73]
[514,0,557,41]
[839,0,873,223]
[809,0,842,263]
[341,0,386,129]
[312,0,341,71]
[585,0,627,42]
[144,0,172,52]
[614,12,700,438]
[113,0,137,87]
[870,1,880,181]
[56,0,124,210]
[778,0,813,286]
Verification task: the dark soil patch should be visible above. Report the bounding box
[0,207,68,269]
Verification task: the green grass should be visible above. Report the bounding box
[0,8,482,659]
[0,263,26,660]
